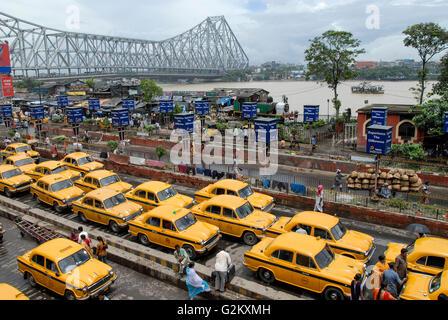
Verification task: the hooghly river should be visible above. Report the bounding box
[160,80,436,116]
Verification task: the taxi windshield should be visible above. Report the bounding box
[175,212,197,231]
[330,222,347,241]
[315,245,335,269]
[78,156,93,165]
[238,185,254,199]
[52,179,73,192]
[157,186,177,201]
[58,249,91,274]
[15,158,34,167]
[100,175,120,187]
[429,272,442,293]
[235,201,254,219]
[52,166,68,174]
[16,146,31,153]
[2,169,22,179]
[406,242,415,255]
[103,193,126,209]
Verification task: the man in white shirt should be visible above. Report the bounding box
[214,249,232,292]
[77,226,89,244]
[295,224,308,235]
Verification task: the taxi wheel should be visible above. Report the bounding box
[258,268,275,284]
[4,188,12,198]
[182,245,197,260]
[323,287,344,301]
[27,273,37,287]
[64,290,76,300]
[242,231,257,246]
[53,202,63,213]
[138,234,151,246]
[32,193,39,202]
[109,221,120,233]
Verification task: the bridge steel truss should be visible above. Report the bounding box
[0,12,249,78]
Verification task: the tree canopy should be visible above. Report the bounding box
[140,79,163,102]
[412,92,448,137]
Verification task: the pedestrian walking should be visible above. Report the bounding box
[350,273,364,300]
[331,169,345,192]
[395,248,408,280]
[373,282,396,300]
[96,236,108,264]
[80,234,92,255]
[382,263,406,298]
[371,255,389,290]
[214,248,232,292]
[69,231,78,243]
[174,245,190,276]
[77,227,89,245]
[314,185,324,212]
[311,135,317,150]
[185,262,210,300]
[419,181,430,204]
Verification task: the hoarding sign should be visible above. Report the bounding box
[159,100,174,113]
[371,107,388,126]
[444,112,448,133]
[57,95,69,107]
[0,104,13,118]
[254,117,278,143]
[242,102,258,119]
[122,99,135,111]
[30,106,45,121]
[0,43,12,74]
[88,98,101,111]
[194,101,210,115]
[66,107,83,123]
[1,75,14,97]
[303,105,319,122]
[174,113,194,133]
[366,125,392,155]
[111,108,130,127]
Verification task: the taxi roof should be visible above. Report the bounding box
[269,232,326,257]
[31,238,84,261]
[135,181,171,193]
[38,174,71,184]
[85,187,120,200]
[211,179,248,190]
[415,237,448,257]
[5,153,33,161]
[37,160,64,170]
[205,194,247,209]
[83,169,115,179]
[142,205,189,222]
[291,211,339,229]
[0,164,19,173]
[7,143,29,148]
[65,152,91,159]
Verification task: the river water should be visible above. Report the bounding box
[160,80,437,116]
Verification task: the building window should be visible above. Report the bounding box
[398,122,415,142]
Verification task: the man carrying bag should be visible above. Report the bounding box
[214,248,232,292]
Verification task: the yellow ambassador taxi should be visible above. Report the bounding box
[400,270,448,300]
[195,179,275,212]
[385,236,448,277]
[1,143,40,162]
[26,160,81,183]
[17,238,117,300]
[72,188,143,233]
[4,154,36,174]
[61,152,104,176]
[191,195,277,246]
[0,164,33,198]
[266,211,375,262]
[125,181,194,211]
[128,205,221,259]
[0,283,29,300]
[30,175,85,213]
[244,232,367,300]
[75,170,132,194]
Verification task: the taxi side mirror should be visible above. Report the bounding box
[280,225,283,229]
[55,272,60,277]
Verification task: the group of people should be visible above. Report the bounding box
[69,226,108,263]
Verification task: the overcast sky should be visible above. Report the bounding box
[2,0,448,65]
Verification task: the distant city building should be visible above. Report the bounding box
[356,61,379,69]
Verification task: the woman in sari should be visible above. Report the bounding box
[314,185,324,212]
[186,262,210,300]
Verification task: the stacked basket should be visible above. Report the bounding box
[347,168,422,192]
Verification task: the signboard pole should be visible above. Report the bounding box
[375,154,380,195]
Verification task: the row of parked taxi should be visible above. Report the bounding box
[0,143,447,300]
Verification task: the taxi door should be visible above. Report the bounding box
[129,189,152,212]
[62,157,74,171]
[28,167,42,181]
[44,258,65,295]
[94,200,106,224]
[268,249,294,284]
[412,255,446,276]
[201,205,222,230]
[221,207,237,236]
[294,253,320,292]
[29,254,47,286]
[145,217,162,245]
[161,219,177,248]
[81,197,96,222]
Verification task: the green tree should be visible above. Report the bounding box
[140,79,163,102]
[403,23,448,104]
[155,145,168,160]
[412,92,448,136]
[434,54,448,95]
[14,78,43,91]
[305,30,365,118]
[85,78,96,90]
[173,104,183,114]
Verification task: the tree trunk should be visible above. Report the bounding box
[420,60,426,105]
[333,87,339,119]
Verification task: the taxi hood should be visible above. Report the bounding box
[80,161,104,171]
[324,254,365,285]
[162,194,194,208]
[19,164,36,174]
[104,181,133,193]
[338,230,374,253]
[266,216,291,234]
[241,210,276,228]
[400,273,431,300]
[6,174,32,185]
[108,201,141,218]
[247,193,273,209]
[385,242,407,262]
[179,220,219,240]
[66,258,112,289]
[53,186,84,200]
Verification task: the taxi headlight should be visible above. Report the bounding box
[82,286,87,293]
[82,192,86,196]
[122,217,126,221]
[12,184,17,188]
[201,240,205,246]
[109,271,114,277]
[62,198,66,203]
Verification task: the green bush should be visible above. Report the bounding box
[52,117,61,123]
[52,135,67,143]
[102,118,110,125]
[216,121,229,131]
[145,124,156,134]
[8,129,15,137]
[390,142,425,160]
[156,145,168,160]
[83,119,96,124]
[107,140,118,151]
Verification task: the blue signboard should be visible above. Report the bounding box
[122,99,135,111]
[29,105,45,120]
[88,99,101,111]
[366,125,392,155]
[111,108,130,127]
[57,95,69,107]
[242,103,258,119]
[444,112,448,133]
[254,117,278,143]
[174,113,194,133]
[160,100,174,113]
[66,107,83,124]
[0,104,13,118]
[303,105,319,122]
[371,107,388,126]
[194,101,210,115]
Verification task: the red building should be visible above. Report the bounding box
[356,104,424,152]
[356,61,378,69]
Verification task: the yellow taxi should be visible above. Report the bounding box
[266,211,375,262]
[0,283,29,300]
[191,195,277,246]
[30,175,85,213]
[0,164,33,198]
[1,143,40,162]
[0,222,4,241]
[17,238,117,300]
[75,170,132,194]
[385,236,448,276]
[400,270,448,300]
[244,232,366,300]
[125,181,194,211]
[72,188,143,233]
[61,152,104,176]
[26,160,82,183]
[128,205,221,259]
[4,154,36,174]
[195,179,274,212]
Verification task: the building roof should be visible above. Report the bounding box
[357,104,421,115]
